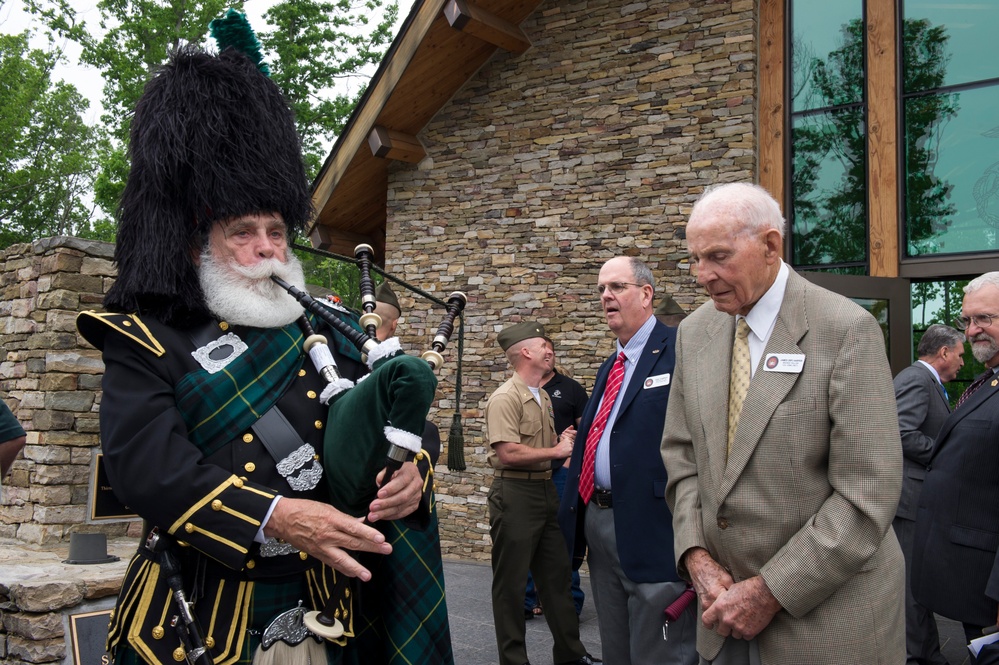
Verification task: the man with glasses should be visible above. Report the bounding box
[559,257,696,665]
[892,323,964,665]
[913,271,999,648]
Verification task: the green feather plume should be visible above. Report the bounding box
[209,8,270,76]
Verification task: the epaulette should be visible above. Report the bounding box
[76,311,166,357]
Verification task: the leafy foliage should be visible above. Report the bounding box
[261,0,398,175]
[0,28,99,246]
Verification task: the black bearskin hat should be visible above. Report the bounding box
[104,45,313,326]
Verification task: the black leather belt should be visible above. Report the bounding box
[592,489,613,508]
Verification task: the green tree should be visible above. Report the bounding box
[262,0,398,176]
[0,29,99,247]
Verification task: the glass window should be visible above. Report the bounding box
[904,86,999,256]
[791,0,864,113]
[903,1,999,92]
[902,1,999,258]
[791,108,867,269]
[789,0,867,272]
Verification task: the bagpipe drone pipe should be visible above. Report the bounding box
[269,244,465,654]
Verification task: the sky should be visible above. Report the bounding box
[0,0,414,127]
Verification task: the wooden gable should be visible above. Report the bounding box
[309,0,543,258]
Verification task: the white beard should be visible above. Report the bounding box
[199,249,306,328]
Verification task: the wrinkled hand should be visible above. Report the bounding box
[264,497,391,581]
[368,460,423,523]
[685,547,734,613]
[701,575,782,641]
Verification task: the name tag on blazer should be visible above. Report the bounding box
[643,373,671,389]
[762,353,805,373]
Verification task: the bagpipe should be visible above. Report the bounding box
[269,244,466,644]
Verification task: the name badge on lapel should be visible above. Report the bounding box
[762,353,805,373]
[643,373,671,389]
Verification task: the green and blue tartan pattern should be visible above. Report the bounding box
[338,500,454,665]
[175,323,305,457]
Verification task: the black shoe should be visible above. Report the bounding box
[524,608,534,620]
[557,654,601,665]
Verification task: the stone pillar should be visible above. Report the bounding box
[0,237,129,544]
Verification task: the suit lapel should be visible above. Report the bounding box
[719,272,809,500]
[933,371,999,457]
[616,324,670,416]
[693,310,734,492]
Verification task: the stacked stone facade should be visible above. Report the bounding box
[0,237,131,545]
[386,0,756,559]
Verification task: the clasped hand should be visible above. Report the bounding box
[264,461,423,581]
[686,547,782,641]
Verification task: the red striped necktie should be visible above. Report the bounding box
[579,351,627,504]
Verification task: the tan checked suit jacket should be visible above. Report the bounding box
[662,268,905,664]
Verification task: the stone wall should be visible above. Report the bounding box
[386,0,756,559]
[0,237,131,545]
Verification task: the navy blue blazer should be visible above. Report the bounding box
[557,319,680,583]
[912,370,999,627]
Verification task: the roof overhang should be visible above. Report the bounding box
[308,0,543,259]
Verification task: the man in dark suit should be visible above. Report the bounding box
[893,323,964,665]
[913,272,999,646]
[559,256,696,665]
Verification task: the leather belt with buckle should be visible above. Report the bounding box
[592,489,613,508]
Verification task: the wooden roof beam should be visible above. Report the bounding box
[367,126,427,163]
[309,222,385,260]
[443,0,531,54]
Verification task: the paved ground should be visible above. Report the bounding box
[443,558,972,665]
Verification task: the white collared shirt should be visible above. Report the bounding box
[737,261,790,378]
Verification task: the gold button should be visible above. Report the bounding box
[314,454,319,461]
[334,609,341,619]
[307,390,317,399]
[211,500,222,511]
[299,369,307,377]
[233,478,244,488]
[416,452,425,462]
[205,637,215,649]
[314,420,323,429]
[344,588,350,598]
[219,321,229,331]
[433,483,438,492]
[243,433,253,443]
[152,626,164,639]
[123,320,133,327]
[244,462,256,473]
[299,551,308,561]
[173,647,187,661]
[246,559,256,570]
[185,523,194,533]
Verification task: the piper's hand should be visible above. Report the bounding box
[263,497,390,581]
[368,460,422,523]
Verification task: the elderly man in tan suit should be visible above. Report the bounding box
[662,183,905,664]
